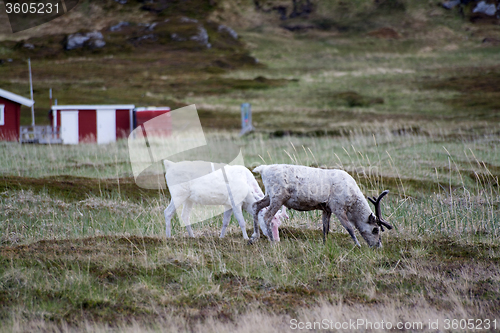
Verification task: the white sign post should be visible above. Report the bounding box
[240,103,253,135]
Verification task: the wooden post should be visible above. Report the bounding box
[28,58,35,127]
[240,103,253,135]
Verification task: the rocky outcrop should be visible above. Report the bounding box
[109,21,130,32]
[116,17,240,50]
[442,0,461,9]
[189,26,211,48]
[472,1,498,15]
[254,0,313,20]
[442,0,499,21]
[217,25,238,40]
[65,31,106,50]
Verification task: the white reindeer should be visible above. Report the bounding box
[163,160,288,240]
[251,164,392,247]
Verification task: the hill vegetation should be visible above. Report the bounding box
[0,0,499,127]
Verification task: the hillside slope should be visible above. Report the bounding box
[2,0,499,44]
[0,0,499,129]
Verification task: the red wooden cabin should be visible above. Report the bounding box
[0,88,34,141]
[51,105,135,144]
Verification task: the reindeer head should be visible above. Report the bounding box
[363,190,393,248]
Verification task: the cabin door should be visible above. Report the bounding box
[97,110,116,144]
[60,111,79,144]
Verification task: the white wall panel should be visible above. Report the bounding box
[60,111,79,145]
[97,109,116,144]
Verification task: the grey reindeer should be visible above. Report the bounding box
[251,164,393,247]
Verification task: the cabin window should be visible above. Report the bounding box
[0,105,4,126]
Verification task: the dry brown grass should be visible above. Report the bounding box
[1,296,493,332]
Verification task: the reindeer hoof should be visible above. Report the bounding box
[247,237,258,245]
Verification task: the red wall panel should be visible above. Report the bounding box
[78,110,97,142]
[115,109,130,139]
[0,97,21,141]
[135,110,170,128]
[56,110,61,128]
[135,110,171,139]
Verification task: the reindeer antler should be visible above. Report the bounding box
[367,190,392,231]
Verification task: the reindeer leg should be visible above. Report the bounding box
[249,195,270,244]
[322,210,331,244]
[233,205,249,240]
[335,209,361,247]
[219,208,233,238]
[181,200,195,238]
[164,200,177,238]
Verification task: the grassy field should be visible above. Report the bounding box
[0,131,499,332]
[1,0,500,331]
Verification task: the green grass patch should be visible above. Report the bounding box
[0,175,165,202]
[1,232,499,328]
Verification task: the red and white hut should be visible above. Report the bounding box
[134,107,171,127]
[0,88,34,141]
[134,106,172,137]
[51,105,135,144]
